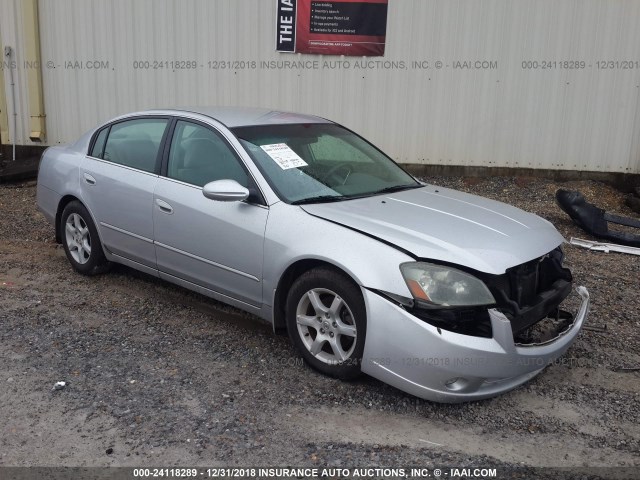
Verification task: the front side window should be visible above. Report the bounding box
[233,123,419,204]
[101,118,169,173]
[167,120,248,188]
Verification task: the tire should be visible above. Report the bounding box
[286,267,366,380]
[60,201,110,276]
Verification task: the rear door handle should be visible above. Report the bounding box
[155,199,174,214]
[83,173,96,185]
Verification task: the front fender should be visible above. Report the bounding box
[263,202,415,308]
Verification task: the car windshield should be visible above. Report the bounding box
[232,124,420,204]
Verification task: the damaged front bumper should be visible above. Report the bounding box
[361,286,589,403]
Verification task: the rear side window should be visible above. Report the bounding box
[100,118,169,173]
[90,127,109,158]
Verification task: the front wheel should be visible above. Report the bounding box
[60,201,110,275]
[286,267,366,380]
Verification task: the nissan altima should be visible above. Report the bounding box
[36,107,590,402]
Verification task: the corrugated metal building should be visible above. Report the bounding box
[1,0,640,173]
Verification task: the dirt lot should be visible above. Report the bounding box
[0,177,638,478]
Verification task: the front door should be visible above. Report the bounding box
[153,120,268,307]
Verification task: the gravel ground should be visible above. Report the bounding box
[0,177,638,479]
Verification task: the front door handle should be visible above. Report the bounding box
[83,173,96,185]
[155,199,174,215]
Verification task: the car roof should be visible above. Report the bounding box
[160,107,332,128]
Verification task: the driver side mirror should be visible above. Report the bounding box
[202,179,250,202]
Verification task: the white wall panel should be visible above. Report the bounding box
[1,0,639,172]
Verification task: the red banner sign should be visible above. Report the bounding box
[276,0,388,56]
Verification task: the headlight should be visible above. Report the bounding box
[400,262,495,307]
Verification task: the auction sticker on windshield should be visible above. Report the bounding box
[261,143,309,170]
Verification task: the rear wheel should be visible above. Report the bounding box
[61,201,110,275]
[286,267,366,379]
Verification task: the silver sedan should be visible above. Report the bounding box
[36,107,590,402]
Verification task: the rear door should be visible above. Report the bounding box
[81,117,170,269]
[153,119,268,307]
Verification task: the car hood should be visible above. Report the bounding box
[301,185,564,274]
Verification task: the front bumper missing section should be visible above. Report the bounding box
[361,286,590,403]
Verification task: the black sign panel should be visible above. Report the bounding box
[276,0,298,52]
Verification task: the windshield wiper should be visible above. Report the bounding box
[291,195,348,205]
[292,184,422,205]
[370,184,423,195]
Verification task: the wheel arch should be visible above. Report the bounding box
[272,258,361,334]
[55,195,82,243]
[55,195,103,248]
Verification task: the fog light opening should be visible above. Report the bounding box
[444,377,469,391]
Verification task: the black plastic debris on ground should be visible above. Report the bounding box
[556,189,640,247]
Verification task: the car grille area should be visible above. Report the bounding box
[482,247,573,336]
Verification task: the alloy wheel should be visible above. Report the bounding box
[296,288,357,365]
[65,213,92,265]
